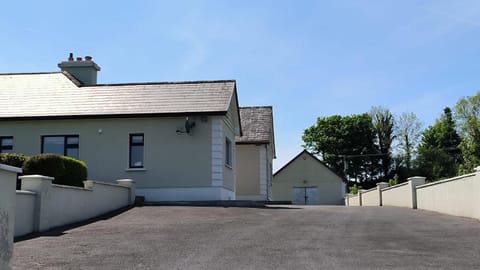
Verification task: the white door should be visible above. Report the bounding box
[292,187,319,205]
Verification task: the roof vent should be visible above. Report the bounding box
[58,53,101,85]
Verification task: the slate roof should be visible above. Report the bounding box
[236,106,274,146]
[0,72,237,120]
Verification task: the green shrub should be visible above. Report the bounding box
[23,154,65,182]
[0,153,29,168]
[23,154,88,187]
[388,174,399,187]
[59,156,87,187]
[349,184,361,195]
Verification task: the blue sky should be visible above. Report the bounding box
[1,1,480,170]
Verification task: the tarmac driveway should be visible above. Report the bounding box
[13,205,480,269]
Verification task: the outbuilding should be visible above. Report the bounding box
[235,106,275,201]
[272,150,346,205]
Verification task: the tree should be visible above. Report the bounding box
[370,106,394,181]
[415,107,461,180]
[303,114,380,183]
[395,112,422,174]
[455,92,480,173]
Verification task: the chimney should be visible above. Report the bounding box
[58,53,101,85]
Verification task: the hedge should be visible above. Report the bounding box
[0,153,29,168]
[22,154,88,187]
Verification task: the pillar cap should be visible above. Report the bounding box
[19,175,54,181]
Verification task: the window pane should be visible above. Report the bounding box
[131,135,144,144]
[225,138,232,165]
[130,145,144,167]
[2,138,13,146]
[43,137,64,155]
[66,148,79,159]
[67,136,79,144]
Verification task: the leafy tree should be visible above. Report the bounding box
[415,107,461,181]
[455,92,480,173]
[303,113,380,183]
[395,112,422,174]
[370,106,394,181]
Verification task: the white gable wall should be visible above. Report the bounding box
[272,152,345,205]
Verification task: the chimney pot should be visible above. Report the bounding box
[59,54,100,85]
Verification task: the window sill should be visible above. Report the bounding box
[125,168,147,172]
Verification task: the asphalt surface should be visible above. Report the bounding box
[12,205,480,270]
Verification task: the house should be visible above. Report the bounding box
[0,54,242,202]
[272,150,346,205]
[235,106,275,201]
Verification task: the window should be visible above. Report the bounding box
[129,134,144,168]
[42,135,79,159]
[225,137,232,167]
[0,136,13,153]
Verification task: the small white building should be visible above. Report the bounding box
[272,150,346,205]
[235,106,275,201]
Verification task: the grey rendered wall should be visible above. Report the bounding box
[0,117,213,189]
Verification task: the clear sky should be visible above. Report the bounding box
[1,1,480,171]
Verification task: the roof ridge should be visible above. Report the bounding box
[86,79,237,87]
[239,106,272,109]
[0,71,62,76]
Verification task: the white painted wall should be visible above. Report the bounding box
[361,188,379,206]
[381,182,411,208]
[348,194,360,206]
[416,173,480,220]
[14,191,36,237]
[48,182,129,229]
[15,176,134,237]
[0,164,21,270]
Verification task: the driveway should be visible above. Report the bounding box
[13,205,480,269]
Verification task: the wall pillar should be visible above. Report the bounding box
[358,190,364,206]
[116,179,136,205]
[83,180,94,189]
[19,175,54,232]
[376,182,389,206]
[407,176,426,209]
[0,164,22,270]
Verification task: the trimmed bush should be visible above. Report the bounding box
[0,153,29,168]
[23,154,87,187]
[60,156,88,187]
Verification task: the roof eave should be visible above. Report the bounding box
[235,140,271,145]
[0,111,227,121]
